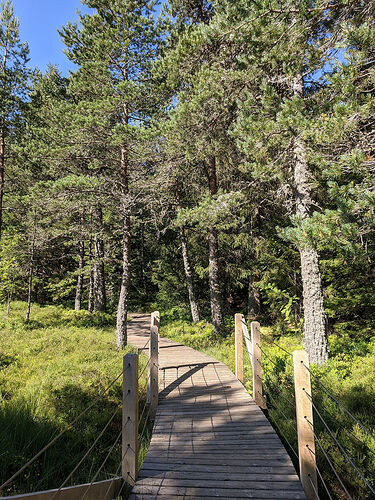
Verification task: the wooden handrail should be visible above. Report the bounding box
[234,314,264,407]
[242,317,252,363]
[234,314,244,382]
[0,478,123,500]
[234,313,318,499]
[148,325,159,421]
[251,321,266,409]
[122,353,138,487]
[293,350,318,499]
[1,314,162,500]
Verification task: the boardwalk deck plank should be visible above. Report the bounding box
[128,315,305,499]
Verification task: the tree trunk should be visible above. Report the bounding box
[247,280,260,319]
[141,223,146,296]
[75,240,85,311]
[26,220,36,322]
[88,237,94,313]
[0,38,8,242]
[207,157,224,335]
[6,279,14,316]
[116,144,131,348]
[175,181,200,323]
[180,226,200,322]
[293,76,328,365]
[116,59,131,348]
[93,206,106,312]
[0,129,5,241]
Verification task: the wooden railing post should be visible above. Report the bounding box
[151,310,160,330]
[235,313,244,383]
[151,311,160,354]
[149,325,159,421]
[293,350,318,500]
[122,353,138,487]
[251,321,266,409]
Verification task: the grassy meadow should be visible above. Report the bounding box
[0,302,150,496]
[1,301,375,499]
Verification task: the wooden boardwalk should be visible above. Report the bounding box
[128,314,305,499]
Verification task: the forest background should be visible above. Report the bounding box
[1,0,375,498]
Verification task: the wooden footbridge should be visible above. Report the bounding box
[127,314,305,499]
[2,312,339,500]
[2,312,373,499]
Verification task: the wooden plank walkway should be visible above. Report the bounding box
[128,314,305,500]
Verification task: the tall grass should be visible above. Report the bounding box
[0,302,150,496]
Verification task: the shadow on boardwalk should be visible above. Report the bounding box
[127,314,305,499]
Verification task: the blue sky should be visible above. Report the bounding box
[12,1,93,75]
[12,1,163,75]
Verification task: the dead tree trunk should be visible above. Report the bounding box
[247,280,260,319]
[0,128,5,241]
[207,157,224,335]
[75,240,85,311]
[0,36,8,242]
[116,141,131,348]
[88,237,94,313]
[175,182,200,322]
[6,279,14,316]
[26,219,36,322]
[293,76,328,365]
[93,236,106,311]
[180,227,200,322]
[93,206,106,312]
[140,223,146,296]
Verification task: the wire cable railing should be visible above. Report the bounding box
[0,365,126,493]
[50,406,121,500]
[262,336,295,357]
[79,428,123,500]
[0,312,160,500]
[234,313,375,500]
[303,362,375,442]
[307,447,333,500]
[305,393,375,496]
[308,434,353,499]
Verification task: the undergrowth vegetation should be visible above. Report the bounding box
[0,302,149,496]
[160,310,375,500]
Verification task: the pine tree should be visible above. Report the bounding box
[60,0,161,346]
[194,0,333,362]
[0,0,29,240]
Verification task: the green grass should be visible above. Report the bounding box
[0,302,150,496]
[160,316,375,500]
[2,302,374,498]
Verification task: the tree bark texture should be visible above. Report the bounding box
[0,36,8,242]
[88,237,94,313]
[180,226,200,322]
[93,206,106,312]
[208,157,224,335]
[293,76,329,365]
[6,279,14,316]
[116,202,131,348]
[247,281,260,319]
[75,240,85,311]
[116,141,131,348]
[175,181,200,323]
[26,220,36,322]
[0,129,5,241]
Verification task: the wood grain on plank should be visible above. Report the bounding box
[127,314,305,499]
